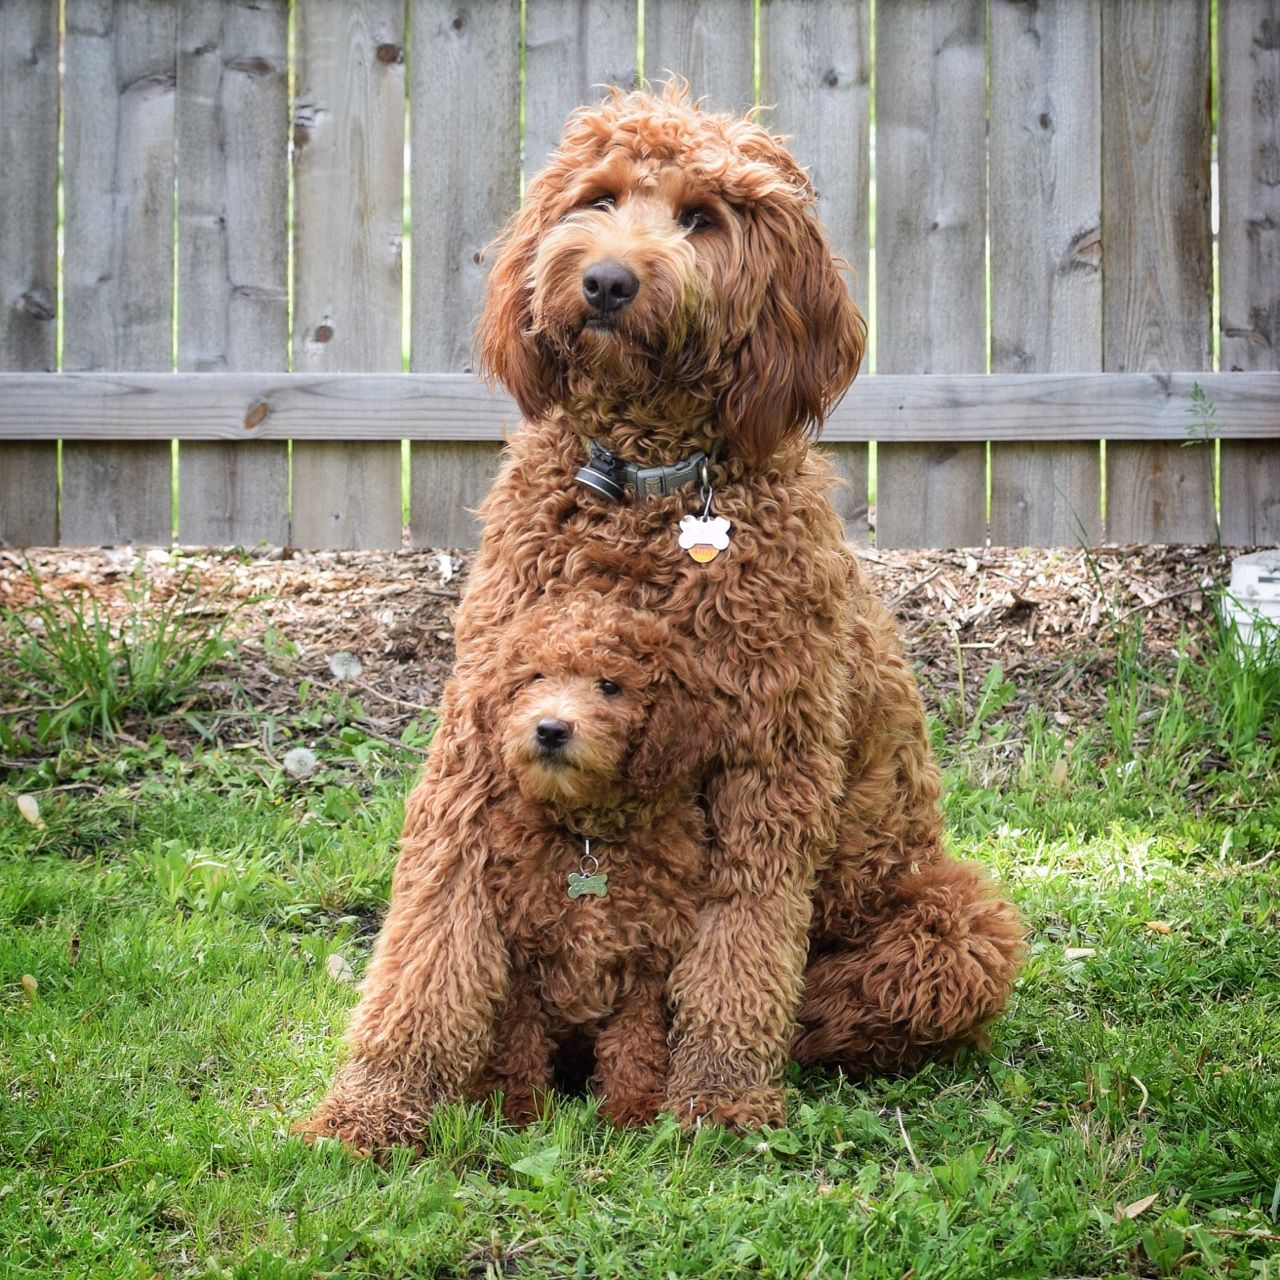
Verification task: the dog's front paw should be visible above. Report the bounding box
[295,1062,437,1157]
[666,1085,785,1132]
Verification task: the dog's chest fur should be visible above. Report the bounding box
[486,811,705,1023]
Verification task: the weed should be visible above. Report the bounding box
[0,565,239,746]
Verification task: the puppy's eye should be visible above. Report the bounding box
[590,194,616,211]
[679,207,712,231]
[598,679,622,697]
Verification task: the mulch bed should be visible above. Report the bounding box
[0,542,1248,759]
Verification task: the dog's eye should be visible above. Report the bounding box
[590,194,615,211]
[598,679,622,697]
[679,207,712,231]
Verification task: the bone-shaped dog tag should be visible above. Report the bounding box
[567,870,608,899]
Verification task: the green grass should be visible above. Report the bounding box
[2,600,1279,1278]
[1,567,238,748]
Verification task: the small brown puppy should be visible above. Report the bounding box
[474,594,719,1126]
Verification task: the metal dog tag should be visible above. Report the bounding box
[567,870,609,898]
[568,839,608,899]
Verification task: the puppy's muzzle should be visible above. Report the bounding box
[582,259,638,316]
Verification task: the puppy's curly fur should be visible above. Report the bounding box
[479,596,718,1128]
[301,84,1024,1151]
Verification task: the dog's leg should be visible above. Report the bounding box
[594,972,669,1127]
[297,720,512,1154]
[472,973,556,1125]
[792,858,1025,1075]
[296,849,508,1154]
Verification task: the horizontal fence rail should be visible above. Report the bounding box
[1,0,1277,551]
[2,373,1278,443]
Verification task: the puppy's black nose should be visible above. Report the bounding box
[535,718,573,749]
[582,260,638,313]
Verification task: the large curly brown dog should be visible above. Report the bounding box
[301,84,1023,1151]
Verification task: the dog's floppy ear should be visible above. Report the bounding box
[475,190,566,421]
[627,682,721,796]
[719,203,866,468]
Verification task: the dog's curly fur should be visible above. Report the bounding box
[300,84,1024,1152]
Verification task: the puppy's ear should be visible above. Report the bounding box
[475,191,565,421]
[627,684,721,796]
[719,203,866,468]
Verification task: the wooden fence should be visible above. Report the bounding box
[0,0,1277,551]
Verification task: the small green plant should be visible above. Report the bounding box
[1184,381,1219,446]
[0,565,239,745]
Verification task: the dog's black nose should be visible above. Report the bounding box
[582,260,638,313]
[535,718,573,749]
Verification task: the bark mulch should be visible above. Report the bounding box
[0,542,1249,761]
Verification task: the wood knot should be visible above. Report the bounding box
[314,324,334,343]
[376,43,404,65]
[18,291,55,322]
[244,400,270,431]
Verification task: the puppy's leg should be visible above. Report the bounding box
[472,973,556,1125]
[594,973,669,1127]
[793,859,1025,1075]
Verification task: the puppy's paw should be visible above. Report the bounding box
[666,1086,785,1132]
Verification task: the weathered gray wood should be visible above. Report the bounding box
[989,0,1103,546]
[1220,0,1280,544]
[1218,444,1280,545]
[0,0,58,372]
[990,442,1102,548]
[289,441,403,550]
[410,441,505,547]
[62,0,176,546]
[410,0,519,548]
[0,444,57,547]
[412,0,518,375]
[4,371,1279,441]
[644,0,754,112]
[177,0,288,547]
[61,440,174,548]
[0,0,59,545]
[524,0,638,175]
[815,444,869,545]
[874,0,986,548]
[761,0,870,542]
[1102,0,1214,543]
[292,0,404,549]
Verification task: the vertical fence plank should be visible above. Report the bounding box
[1102,0,1214,543]
[989,0,1103,547]
[524,0,638,176]
[177,0,289,548]
[1220,0,1280,544]
[291,0,404,549]
[0,0,59,545]
[62,0,175,546]
[761,0,871,542]
[644,0,754,112]
[875,0,987,548]
[409,1,520,548]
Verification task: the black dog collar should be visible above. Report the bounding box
[575,438,709,503]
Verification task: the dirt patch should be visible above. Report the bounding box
[0,542,1250,756]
